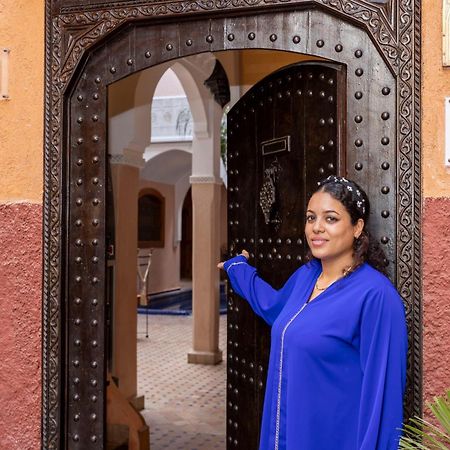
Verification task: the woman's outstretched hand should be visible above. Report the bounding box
[217,249,249,270]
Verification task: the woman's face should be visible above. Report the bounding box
[305,191,364,263]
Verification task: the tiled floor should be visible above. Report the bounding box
[137,314,227,450]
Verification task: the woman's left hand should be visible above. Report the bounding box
[217,250,249,270]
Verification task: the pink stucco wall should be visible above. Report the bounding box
[0,198,447,448]
[422,197,450,403]
[0,203,42,450]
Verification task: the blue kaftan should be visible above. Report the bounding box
[223,256,407,450]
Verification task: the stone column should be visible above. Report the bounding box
[187,91,224,365]
[187,176,223,364]
[110,150,144,401]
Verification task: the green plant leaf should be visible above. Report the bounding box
[399,389,450,450]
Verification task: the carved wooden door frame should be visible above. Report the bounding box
[42,1,422,449]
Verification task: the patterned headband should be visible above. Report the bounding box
[317,175,367,216]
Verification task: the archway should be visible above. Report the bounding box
[42,3,422,449]
[108,56,225,449]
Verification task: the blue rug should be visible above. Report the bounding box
[138,283,227,316]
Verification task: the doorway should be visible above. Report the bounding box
[180,188,192,280]
[42,3,422,449]
[108,49,334,450]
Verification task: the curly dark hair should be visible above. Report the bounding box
[305,177,388,274]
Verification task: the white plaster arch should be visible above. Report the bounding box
[175,54,228,181]
[134,53,216,147]
[172,56,224,180]
[141,148,192,184]
[108,62,170,161]
[169,60,211,139]
[131,62,171,152]
[141,54,225,181]
[109,54,218,162]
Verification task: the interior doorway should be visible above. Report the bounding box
[180,188,192,280]
[107,56,227,448]
[107,49,331,450]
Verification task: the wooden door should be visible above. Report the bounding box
[226,62,344,449]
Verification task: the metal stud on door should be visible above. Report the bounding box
[67,61,108,448]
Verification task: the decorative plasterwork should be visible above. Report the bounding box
[55,0,399,87]
[57,0,396,30]
[204,60,230,108]
[110,149,146,169]
[43,0,421,448]
[189,175,219,184]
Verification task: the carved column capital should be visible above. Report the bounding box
[110,148,145,169]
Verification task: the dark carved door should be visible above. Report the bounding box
[226,62,344,449]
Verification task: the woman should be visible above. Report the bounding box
[218,176,407,450]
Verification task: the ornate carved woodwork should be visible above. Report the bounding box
[42,1,422,449]
[204,60,231,108]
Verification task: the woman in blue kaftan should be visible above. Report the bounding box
[219,176,408,450]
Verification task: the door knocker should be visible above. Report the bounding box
[259,158,282,229]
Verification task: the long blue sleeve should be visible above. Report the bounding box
[357,286,408,450]
[223,255,299,325]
